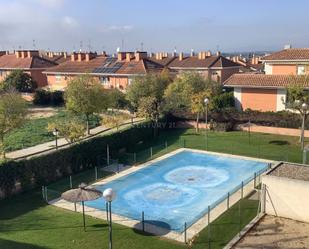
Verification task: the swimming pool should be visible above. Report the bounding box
[85,150,268,232]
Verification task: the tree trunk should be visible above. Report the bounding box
[196,113,200,133]
[0,134,5,159]
[86,114,90,135]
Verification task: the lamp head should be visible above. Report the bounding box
[103,188,116,202]
[204,98,209,105]
[302,103,308,111]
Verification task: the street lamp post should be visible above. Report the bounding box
[204,98,209,150]
[52,128,59,149]
[103,188,116,249]
[300,103,308,150]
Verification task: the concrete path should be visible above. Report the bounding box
[7,118,144,160]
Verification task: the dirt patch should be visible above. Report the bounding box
[27,107,57,119]
[233,215,309,249]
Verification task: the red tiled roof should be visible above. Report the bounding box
[0,54,56,69]
[166,55,240,68]
[224,73,309,88]
[44,56,164,75]
[262,48,309,61]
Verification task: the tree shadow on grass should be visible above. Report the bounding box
[133,220,171,237]
[0,238,49,249]
[269,140,290,146]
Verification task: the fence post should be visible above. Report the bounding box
[184,222,187,244]
[74,202,77,212]
[150,147,153,159]
[208,205,211,249]
[107,144,110,165]
[95,167,98,180]
[238,200,241,237]
[69,175,73,189]
[241,181,244,199]
[254,172,257,188]
[45,186,48,202]
[227,192,230,209]
[142,211,145,232]
[134,153,137,164]
[165,141,168,151]
[42,186,45,200]
[183,139,186,148]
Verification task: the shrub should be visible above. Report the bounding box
[0,123,153,198]
[33,89,64,106]
[2,70,37,93]
[212,92,234,110]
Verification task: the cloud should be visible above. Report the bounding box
[34,0,66,8]
[61,16,78,28]
[100,25,134,33]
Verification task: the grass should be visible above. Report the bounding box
[128,128,306,164]
[1,128,306,249]
[4,111,101,152]
[0,187,258,249]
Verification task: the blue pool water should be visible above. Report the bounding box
[85,150,268,232]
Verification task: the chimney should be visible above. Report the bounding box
[198,52,206,60]
[63,52,67,59]
[190,49,195,57]
[149,52,154,58]
[206,51,212,57]
[85,52,96,62]
[15,51,21,58]
[135,52,147,61]
[21,51,26,58]
[117,52,126,61]
[179,52,183,61]
[71,53,78,62]
[77,53,85,62]
[216,51,221,56]
[126,52,133,62]
[284,44,292,50]
[101,51,107,57]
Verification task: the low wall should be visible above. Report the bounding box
[262,175,309,223]
[238,124,309,138]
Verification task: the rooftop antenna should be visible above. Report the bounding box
[216,44,220,52]
[87,39,92,52]
[141,42,144,51]
[121,39,124,51]
[174,46,177,53]
[32,39,36,49]
[79,40,83,52]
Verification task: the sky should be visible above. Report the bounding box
[0,0,309,53]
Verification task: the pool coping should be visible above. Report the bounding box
[50,148,276,243]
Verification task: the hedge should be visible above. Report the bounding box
[0,123,153,198]
[171,108,308,130]
[33,89,64,106]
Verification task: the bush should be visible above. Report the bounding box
[3,70,37,93]
[212,92,234,110]
[0,123,153,198]
[33,89,64,106]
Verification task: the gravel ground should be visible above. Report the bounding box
[269,163,309,181]
[233,215,309,249]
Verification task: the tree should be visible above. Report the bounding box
[0,91,27,158]
[164,72,220,133]
[107,89,129,110]
[65,75,108,134]
[47,119,86,143]
[126,71,171,135]
[101,113,128,131]
[286,75,309,149]
[2,70,37,93]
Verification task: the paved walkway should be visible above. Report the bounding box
[7,118,144,160]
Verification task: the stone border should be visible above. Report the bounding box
[50,148,274,243]
[223,213,266,249]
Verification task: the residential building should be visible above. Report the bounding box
[263,47,309,75]
[43,51,165,91]
[225,47,309,112]
[149,51,241,83]
[0,50,57,87]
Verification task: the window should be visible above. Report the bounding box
[297,65,306,75]
[55,75,62,82]
[99,76,110,85]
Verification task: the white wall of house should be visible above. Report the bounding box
[264,63,273,75]
[234,87,242,111]
[276,89,287,111]
[262,175,309,223]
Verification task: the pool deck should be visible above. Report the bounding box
[50,148,275,243]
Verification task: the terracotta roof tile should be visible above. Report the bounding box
[263,48,309,61]
[44,56,164,75]
[167,55,240,68]
[224,73,309,88]
[0,54,56,69]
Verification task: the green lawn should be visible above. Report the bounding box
[4,111,101,152]
[0,187,258,249]
[1,128,306,249]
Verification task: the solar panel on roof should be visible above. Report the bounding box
[93,60,123,74]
